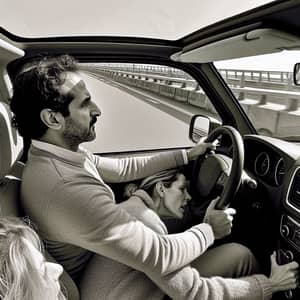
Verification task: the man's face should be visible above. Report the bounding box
[59,72,101,146]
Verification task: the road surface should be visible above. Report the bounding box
[81,72,194,154]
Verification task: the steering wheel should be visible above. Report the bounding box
[191,125,244,210]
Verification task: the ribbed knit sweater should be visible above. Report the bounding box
[22,141,273,299]
[81,190,273,300]
[21,141,212,277]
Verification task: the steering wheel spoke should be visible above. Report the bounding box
[216,171,229,188]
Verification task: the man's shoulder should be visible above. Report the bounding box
[25,153,68,181]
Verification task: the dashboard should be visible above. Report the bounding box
[243,135,300,299]
[244,135,299,188]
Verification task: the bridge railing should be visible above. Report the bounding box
[81,64,300,138]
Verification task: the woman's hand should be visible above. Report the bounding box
[269,251,299,293]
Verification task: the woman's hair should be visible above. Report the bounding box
[0,217,66,300]
[10,54,78,139]
[123,169,180,198]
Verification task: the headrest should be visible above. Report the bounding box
[0,101,23,178]
[0,160,24,217]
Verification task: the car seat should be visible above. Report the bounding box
[0,101,23,178]
[0,101,80,300]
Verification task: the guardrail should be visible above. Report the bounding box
[82,64,300,138]
[219,69,295,90]
[88,67,217,115]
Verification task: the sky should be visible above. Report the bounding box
[215,50,300,72]
[1,0,275,40]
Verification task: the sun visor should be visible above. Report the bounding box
[172,29,300,63]
[0,38,24,63]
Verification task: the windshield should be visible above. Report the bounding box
[215,50,300,142]
[79,62,220,154]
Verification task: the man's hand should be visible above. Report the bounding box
[269,252,299,293]
[203,198,236,240]
[186,138,216,161]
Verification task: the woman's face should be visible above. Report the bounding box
[162,174,191,219]
[24,239,63,299]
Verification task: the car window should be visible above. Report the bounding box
[79,63,220,153]
[215,50,300,142]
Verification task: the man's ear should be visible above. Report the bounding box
[40,109,63,130]
[155,182,164,198]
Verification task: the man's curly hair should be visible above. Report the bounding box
[10,55,78,139]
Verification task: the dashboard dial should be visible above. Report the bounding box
[254,152,270,176]
[275,158,285,186]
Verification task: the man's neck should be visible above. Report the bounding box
[39,136,79,152]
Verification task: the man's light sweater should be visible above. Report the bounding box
[81,190,273,300]
[21,141,272,299]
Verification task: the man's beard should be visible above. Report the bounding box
[63,117,97,148]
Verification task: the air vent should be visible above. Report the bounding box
[288,168,300,211]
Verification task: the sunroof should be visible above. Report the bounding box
[1,0,275,40]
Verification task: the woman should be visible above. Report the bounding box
[123,169,192,223]
[80,170,298,300]
[0,217,66,300]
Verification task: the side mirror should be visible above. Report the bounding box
[293,63,300,85]
[189,115,221,143]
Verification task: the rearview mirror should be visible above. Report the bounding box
[293,63,300,85]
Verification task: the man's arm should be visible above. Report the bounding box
[50,178,214,276]
[149,265,272,300]
[88,140,215,183]
[121,194,272,300]
[91,150,186,183]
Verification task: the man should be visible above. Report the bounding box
[10,55,295,300]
